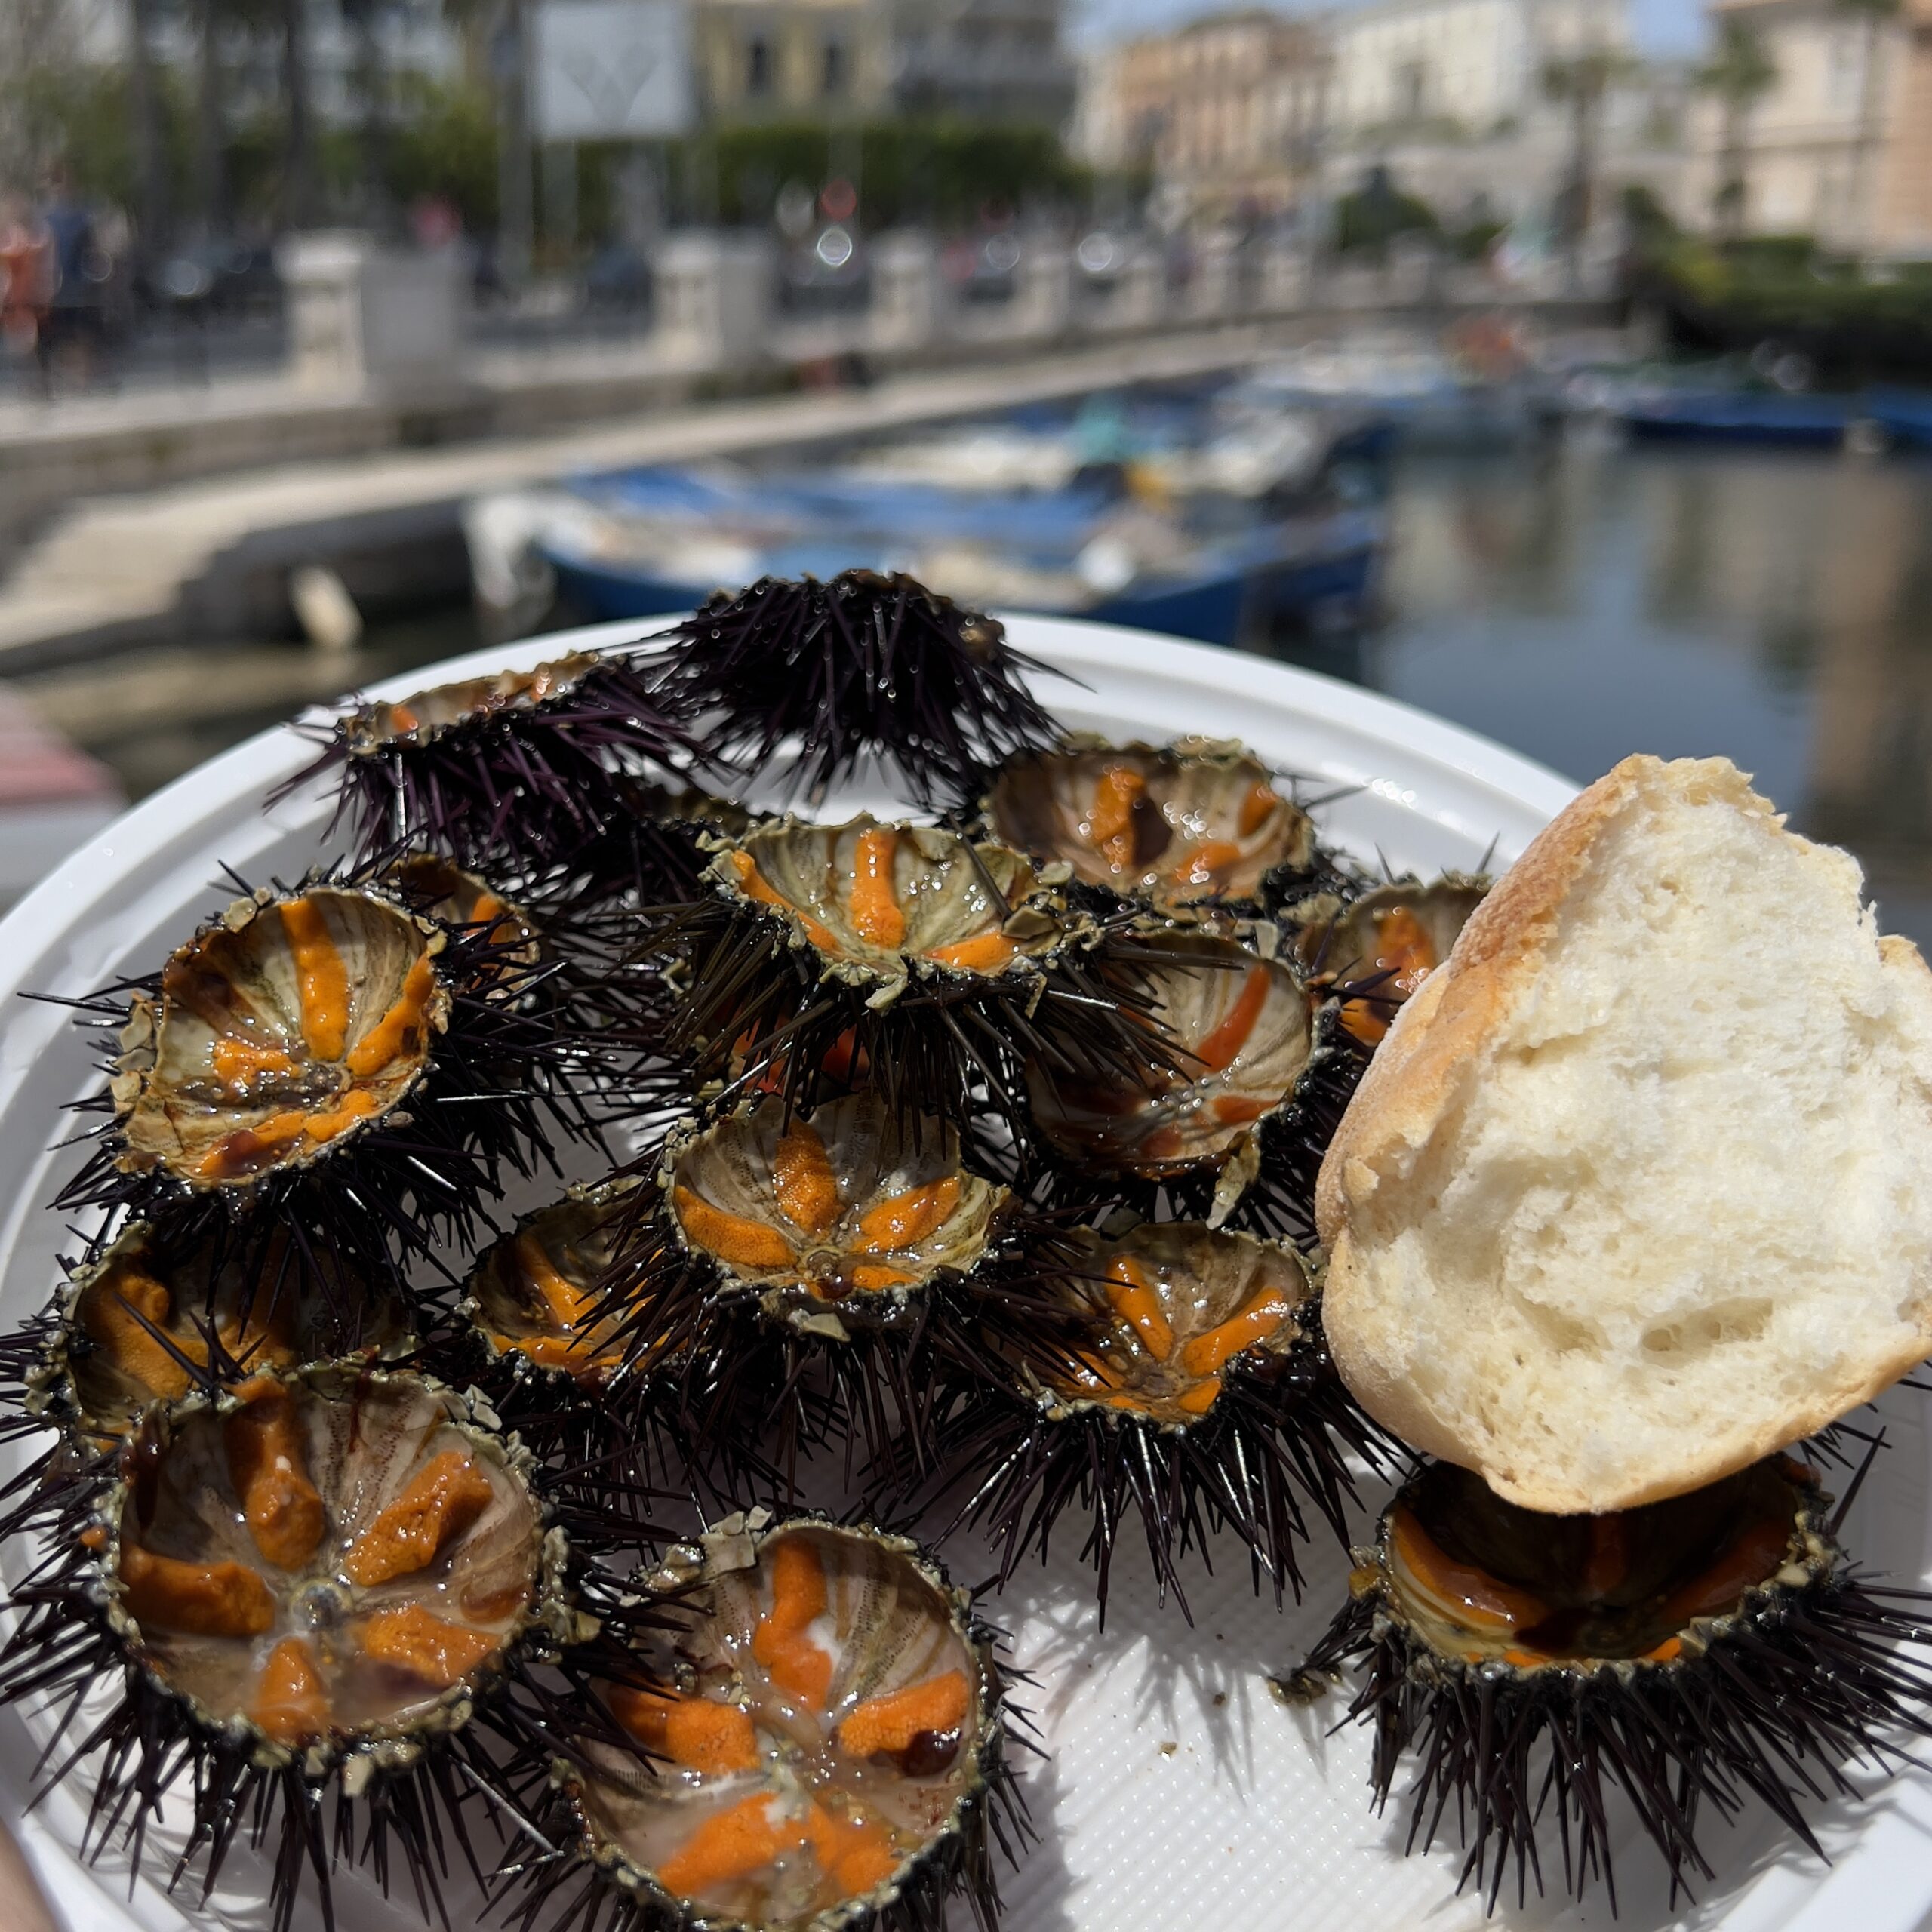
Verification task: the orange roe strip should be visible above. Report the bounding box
[226,1382,325,1570]
[730,851,840,952]
[1659,1515,1792,1626]
[119,1543,275,1638]
[388,704,420,733]
[675,1185,798,1271]
[608,1684,760,1775]
[211,1038,297,1093]
[1344,906,1439,1046]
[806,1803,899,1899]
[837,1669,970,1758]
[1389,1508,1549,1633]
[1178,1285,1295,1379]
[1089,765,1146,872]
[848,1263,916,1292]
[345,953,437,1078]
[1238,783,1280,836]
[772,1120,841,1236]
[1176,1377,1222,1415]
[659,1795,791,1900]
[1138,1124,1184,1161]
[278,899,351,1062]
[251,1636,330,1746]
[849,829,906,949]
[1211,1096,1268,1127]
[1171,840,1243,890]
[855,1176,959,1254]
[82,1269,194,1401]
[751,1535,834,1709]
[1645,1637,1684,1664]
[300,1086,382,1144]
[1193,965,1272,1072]
[927,931,1015,973]
[515,1231,595,1331]
[1103,1255,1174,1362]
[196,1110,308,1180]
[356,1603,498,1687]
[343,1449,494,1586]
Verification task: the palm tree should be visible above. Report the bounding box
[1541,45,1638,289]
[1698,19,1777,243]
[1835,0,1900,257]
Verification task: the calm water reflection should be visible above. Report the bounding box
[1270,440,1932,946]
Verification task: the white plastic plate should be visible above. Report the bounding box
[0,617,1926,1932]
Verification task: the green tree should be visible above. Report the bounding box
[1697,20,1777,243]
[1835,0,1900,257]
[1541,45,1639,286]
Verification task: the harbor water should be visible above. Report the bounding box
[23,433,1932,943]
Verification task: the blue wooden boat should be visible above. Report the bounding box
[1867,389,1932,452]
[516,462,1380,648]
[1618,391,1853,447]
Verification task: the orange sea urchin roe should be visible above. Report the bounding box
[805,1803,897,1897]
[211,1038,297,1094]
[926,930,1016,973]
[849,829,906,950]
[729,851,841,952]
[658,1795,792,1899]
[119,1543,275,1638]
[278,899,351,1062]
[82,1269,195,1401]
[837,1670,970,1759]
[225,1383,325,1570]
[609,1684,761,1776]
[772,1120,841,1237]
[1103,1254,1174,1362]
[1389,1507,1549,1634]
[343,1449,494,1586]
[355,1602,499,1687]
[675,1186,798,1271]
[1192,964,1272,1072]
[1171,841,1242,891]
[345,952,437,1078]
[751,1536,833,1709]
[250,1636,331,1746]
[1177,1284,1295,1380]
[1089,765,1146,872]
[854,1177,959,1255]
[1238,783,1280,836]
[1343,906,1438,1047]
[515,1230,596,1331]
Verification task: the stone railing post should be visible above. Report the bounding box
[651,230,776,371]
[277,231,467,395]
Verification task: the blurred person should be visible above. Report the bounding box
[0,195,51,370]
[36,164,107,391]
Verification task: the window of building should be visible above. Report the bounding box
[823,38,846,97]
[746,35,772,97]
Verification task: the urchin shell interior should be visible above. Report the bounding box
[51,1222,406,1445]
[1379,1457,1823,1669]
[107,1367,546,1754]
[1026,934,1312,1175]
[112,888,449,1189]
[715,818,1056,981]
[987,737,1314,910]
[567,1516,995,1930]
[466,1183,635,1382]
[1294,875,1489,1046]
[667,1094,1004,1320]
[1034,1223,1312,1429]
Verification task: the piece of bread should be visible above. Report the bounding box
[1318,754,1932,1515]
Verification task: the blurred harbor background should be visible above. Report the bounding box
[1,0,1929,924]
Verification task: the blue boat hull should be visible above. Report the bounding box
[1620,395,1850,447]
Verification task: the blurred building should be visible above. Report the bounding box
[1074,11,1330,215]
[697,0,1074,125]
[1315,0,1691,236]
[1684,0,1932,255]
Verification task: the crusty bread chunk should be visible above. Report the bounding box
[1318,754,1932,1514]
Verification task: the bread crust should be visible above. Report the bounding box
[1318,754,1932,1515]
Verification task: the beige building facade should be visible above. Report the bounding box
[1075,11,1330,212]
[1687,0,1932,255]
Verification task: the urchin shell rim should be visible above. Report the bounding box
[94,1359,581,1777]
[555,1506,1008,1932]
[339,651,608,759]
